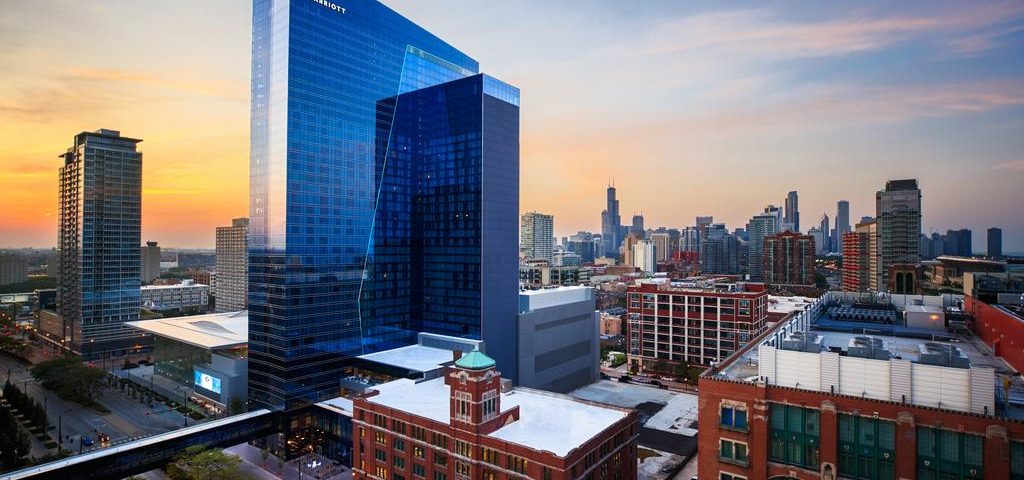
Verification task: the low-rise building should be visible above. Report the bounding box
[626,281,769,371]
[352,349,638,480]
[140,280,209,312]
[699,291,1024,480]
[126,310,248,414]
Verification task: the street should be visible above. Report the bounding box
[0,352,187,457]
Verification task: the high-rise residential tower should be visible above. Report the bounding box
[875,179,921,290]
[57,129,144,360]
[988,227,1003,259]
[141,241,161,284]
[248,0,518,411]
[601,182,623,257]
[764,231,816,287]
[631,213,645,239]
[818,213,830,256]
[520,212,554,262]
[747,207,781,281]
[784,190,800,232]
[214,218,248,313]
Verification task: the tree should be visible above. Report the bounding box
[30,356,106,406]
[166,446,244,480]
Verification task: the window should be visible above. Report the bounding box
[456,462,471,476]
[376,431,388,444]
[720,405,748,431]
[1011,442,1024,480]
[769,403,820,470]
[394,438,405,452]
[413,464,425,477]
[394,456,405,469]
[720,439,748,466]
[376,449,387,462]
[455,440,472,458]
[413,445,425,459]
[720,473,746,480]
[838,414,895,480]
[507,455,528,474]
[431,432,449,449]
[454,391,472,422]
[393,474,405,480]
[434,453,448,467]
[433,473,447,480]
[917,427,983,479]
[376,467,388,478]
[481,447,501,466]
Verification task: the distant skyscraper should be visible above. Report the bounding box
[988,227,1003,259]
[631,213,645,239]
[650,232,670,263]
[784,191,800,232]
[215,218,248,313]
[140,241,161,284]
[601,182,623,257]
[520,212,554,262]
[248,0,518,411]
[695,216,714,255]
[876,179,921,291]
[0,253,28,286]
[819,214,830,255]
[835,200,850,252]
[681,227,700,253]
[843,219,878,292]
[57,129,143,360]
[747,207,781,281]
[701,224,740,274]
[621,233,640,268]
[942,228,972,257]
[808,227,827,256]
[567,231,596,263]
[764,231,816,286]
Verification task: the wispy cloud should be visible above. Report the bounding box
[992,160,1024,172]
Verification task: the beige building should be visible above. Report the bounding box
[215,218,248,312]
[599,311,623,336]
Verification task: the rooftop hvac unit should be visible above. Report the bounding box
[847,336,891,360]
[781,331,823,353]
[917,342,970,368]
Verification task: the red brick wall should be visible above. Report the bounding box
[966,295,1024,373]
[698,375,1024,480]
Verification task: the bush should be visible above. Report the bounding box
[30,357,106,410]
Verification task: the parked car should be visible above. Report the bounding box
[81,436,94,447]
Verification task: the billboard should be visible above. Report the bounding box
[194,370,222,394]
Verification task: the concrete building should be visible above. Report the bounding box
[876,179,922,291]
[0,253,28,286]
[698,292,1023,480]
[140,280,209,312]
[988,227,1003,259]
[520,211,554,262]
[764,231,816,287]
[141,241,161,284]
[943,228,973,257]
[516,286,599,393]
[929,256,1007,286]
[631,213,645,239]
[519,263,588,289]
[627,281,769,370]
[56,129,144,361]
[650,232,670,263]
[214,218,248,312]
[566,231,596,264]
[747,208,781,281]
[808,227,827,256]
[127,311,248,414]
[352,349,638,480]
[632,239,656,274]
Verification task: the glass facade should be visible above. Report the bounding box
[916,427,983,480]
[249,0,518,411]
[838,414,895,480]
[769,403,820,470]
[58,130,145,361]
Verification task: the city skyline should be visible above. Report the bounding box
[2,1,1024,250]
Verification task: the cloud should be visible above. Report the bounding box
[64,67,246,100]
[992,160,1024,172]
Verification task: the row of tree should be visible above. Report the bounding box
[1,381,47,432]
[0,401,32,469]
[30,357,106,407]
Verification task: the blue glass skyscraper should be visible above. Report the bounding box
[249,0,519,411]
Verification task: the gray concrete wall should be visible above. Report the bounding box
[517,296,599,393]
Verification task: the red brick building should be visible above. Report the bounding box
[763,231,816,287]
[698,293,1024,480]
[626,282,768,370]
[842,230,871,292]
[352,349,638,480]
[966,295,1024,373]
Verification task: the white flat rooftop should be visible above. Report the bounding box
[769,295,816,314]
[317,396,354,417]
[366,378,628,457]
[126,311,247,350]
[357,345,456,373]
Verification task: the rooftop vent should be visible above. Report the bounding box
[782,331,823,353]
[917,342,970,368]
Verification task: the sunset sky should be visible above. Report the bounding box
[2,1,1023,251]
